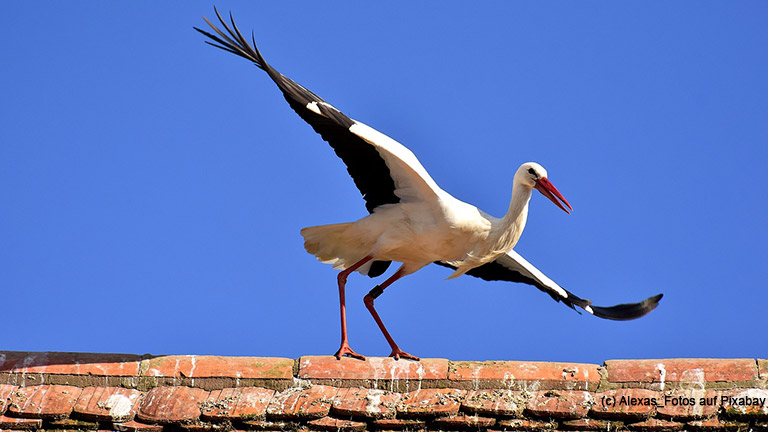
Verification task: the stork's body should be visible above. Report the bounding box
[303,160,534,279]
[197,10,663,360]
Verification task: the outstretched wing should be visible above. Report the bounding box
[195,8,444,213]
[436,250,663,320]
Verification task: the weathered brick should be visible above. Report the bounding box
[370,418,426,430]
[0,352,142,376]
[201,387,275,421]
[656,389,719,420]
[450,360,600,390]
[8,385,82,419]
[605,359,757,384]
[142,356,293,379]
[759,359,768,379]
[266,385,339,420]
[297,356,448,381]
[137,386,210,423]
[0,385,18,415]
[525,390,592,419]
[431,412,496,429]
[496,418,557,430]
[626,417,684,431]
[719,388,768,419]
[686,416,750,431]
[462,389,525,417]
[591,389,659,419]
[73,386,144,422]
[113,420,164,432]
[561,418,624,430]
[0,415,43,429]
[307,416,366,431]
[396,388,465,417]
[331,388,399,419]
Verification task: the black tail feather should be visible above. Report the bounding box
[588,293,663,321]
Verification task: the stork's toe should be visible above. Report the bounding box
[389,348,419,361]
[334,343,366,361]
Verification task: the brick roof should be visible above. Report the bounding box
[1,352,767,431]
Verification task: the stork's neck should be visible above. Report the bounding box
[505,182,533,226]
[489,182,533,253]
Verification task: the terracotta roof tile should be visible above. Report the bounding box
[396,388,465,418]
[605,358,758,384]
[142,356,293,380]
[430,412,496,429]
[137,386,209,423]
[560,417,624,430]
[7,385,82,419]
[449,360,600,390]
[0,352,142,376]
[201,387,275,421]
[73,386,143,422]
[525,390,592,419]
[306,416,367,431]
[626,417,685,431]
[686,416,751,430]
[591,389,658,419]
[369,418,426,430]
[0,353,766,432]
[113,420,165,432]
[0,415,43,430]
[495,417,557,430]
[331,388,399,419]
[719,388,768,418]
[655,389,719,420]
[0,385,18,415]
[239,419,299,430]
[297,356,448,382]
[266,385,339,420]
[462,389,525,417]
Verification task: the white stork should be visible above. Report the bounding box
[196,10,663,361]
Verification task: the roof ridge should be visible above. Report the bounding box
[0,353,766,431]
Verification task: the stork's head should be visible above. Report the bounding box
[515,162,572,214]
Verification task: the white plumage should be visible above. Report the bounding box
[196,9,662,361]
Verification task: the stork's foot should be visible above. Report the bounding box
[334,343,366,360]
[389,347,419,361]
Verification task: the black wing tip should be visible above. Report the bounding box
[196,7,268,69]
[588,293,663,321]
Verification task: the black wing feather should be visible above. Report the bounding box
[195,8,399,213]
[196,8,394,276]
[434,260,663,321]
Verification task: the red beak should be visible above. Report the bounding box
[534,177,573,214]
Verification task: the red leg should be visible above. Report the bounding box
[363,267,419,361]
[334,256,373,360]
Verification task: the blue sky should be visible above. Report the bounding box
[2,2,767,363]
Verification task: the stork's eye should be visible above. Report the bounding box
[528,167,537,176]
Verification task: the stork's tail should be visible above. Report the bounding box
[301,223,391,277]
[301,223,355,268]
